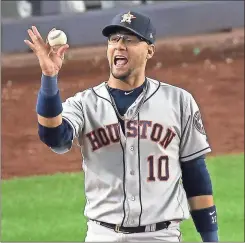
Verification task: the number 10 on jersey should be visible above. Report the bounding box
[147,155,169,181]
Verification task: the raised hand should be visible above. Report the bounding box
[24,26,69,76]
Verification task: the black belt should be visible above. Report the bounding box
[94,220,171,234]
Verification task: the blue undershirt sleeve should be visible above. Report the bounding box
[181,156,218,242]
[181,155,213,197]
[38,119,73,149]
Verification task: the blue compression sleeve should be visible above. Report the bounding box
[38,119,73,147]
[181,156,218,242]
[36,74,63,118]
[200,230,219,242]
[36,90,63,118]
[37,74,73,148]
[41,73,58,96]
[181,155,212,197]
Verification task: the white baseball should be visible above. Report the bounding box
[47,29,67,46]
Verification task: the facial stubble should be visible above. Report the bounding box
[111,64,132,82]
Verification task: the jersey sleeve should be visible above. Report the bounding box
[61,92,85,139]
[179,93,211,162]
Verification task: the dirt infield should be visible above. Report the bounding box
[2,29,244,179]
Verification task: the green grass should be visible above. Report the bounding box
[1,154,244,242]
[181,153,244,242]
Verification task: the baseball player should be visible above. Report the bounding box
[25,11,219,242]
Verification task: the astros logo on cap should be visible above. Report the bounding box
[120,11,136,24]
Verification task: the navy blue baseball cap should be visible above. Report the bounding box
[102,11,156,44]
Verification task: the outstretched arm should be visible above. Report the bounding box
[25,26,74,149]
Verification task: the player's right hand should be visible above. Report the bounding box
[24,26,69,76]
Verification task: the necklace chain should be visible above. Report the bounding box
[106,80,148,121]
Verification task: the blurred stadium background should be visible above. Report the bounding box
[1,1,244,53]
[2,0,155,18]
[1,1,244,242]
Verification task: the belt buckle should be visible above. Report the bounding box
[115,225,123,233]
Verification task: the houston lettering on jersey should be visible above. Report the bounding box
[86,120,176,151]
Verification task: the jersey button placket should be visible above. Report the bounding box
[130,196,135,201]
[130,170,135,175]
[124,138,140,227]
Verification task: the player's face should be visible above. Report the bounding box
[107,31,155,81]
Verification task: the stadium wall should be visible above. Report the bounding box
[1,1,244,53]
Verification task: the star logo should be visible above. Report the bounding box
[149,33,153,39]
[120,11,136,24]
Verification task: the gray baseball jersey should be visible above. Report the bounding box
[51,78,211,227]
